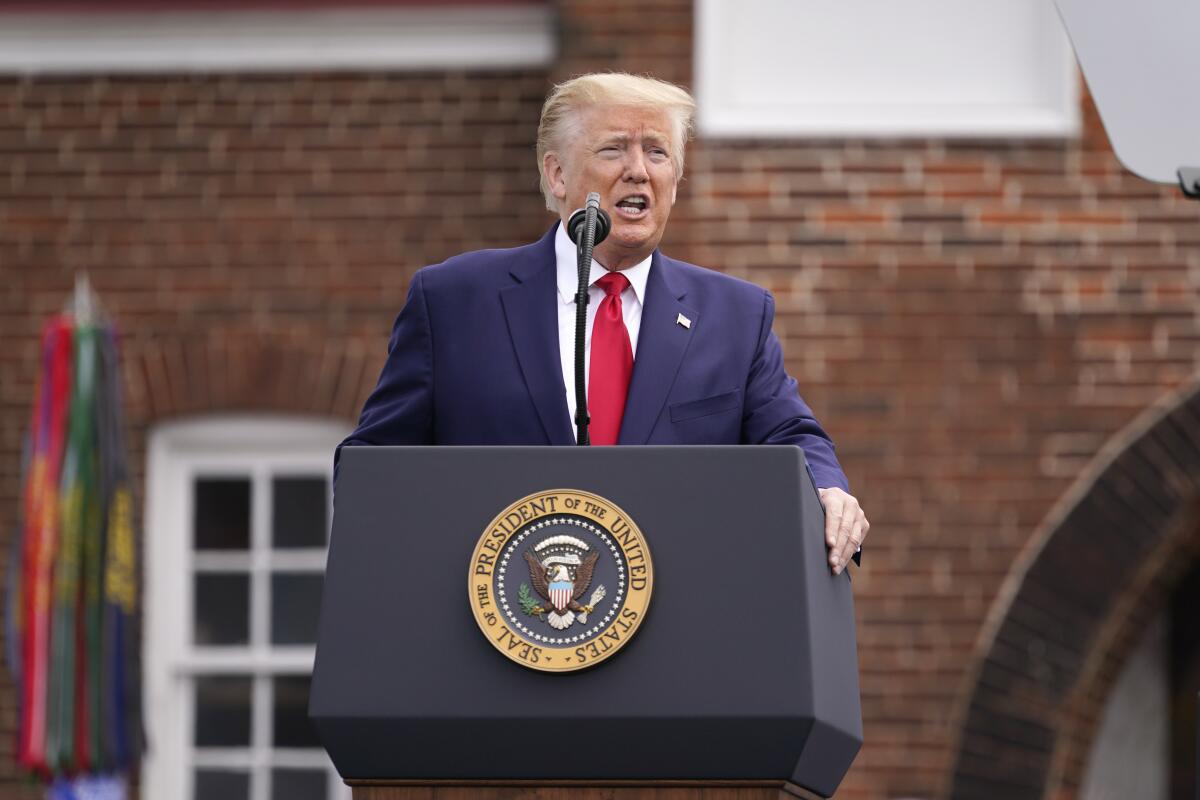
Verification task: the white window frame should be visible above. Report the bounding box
[695,0,1080,138]
[0,4,554,74]
[142,416,351,800]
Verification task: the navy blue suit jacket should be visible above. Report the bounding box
[339,225,849,492]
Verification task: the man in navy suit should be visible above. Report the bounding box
[340,73,869,574]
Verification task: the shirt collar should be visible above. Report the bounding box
[554,222,651,306]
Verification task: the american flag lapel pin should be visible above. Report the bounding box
[676,313,691,329]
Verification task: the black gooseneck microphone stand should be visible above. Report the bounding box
[565,192,612,446]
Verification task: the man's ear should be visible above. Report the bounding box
[544,152,568,202]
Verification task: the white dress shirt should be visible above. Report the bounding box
[555,223,651,439]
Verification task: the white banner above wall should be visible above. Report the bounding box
[695,0,1080,139]
[0,5,555,74]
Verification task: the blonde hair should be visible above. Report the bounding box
[536,73,697,212]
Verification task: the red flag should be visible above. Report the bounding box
[18,318,73,771]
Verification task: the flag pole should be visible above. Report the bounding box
[73,273,96,327]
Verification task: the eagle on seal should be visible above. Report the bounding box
[523,549,601,630]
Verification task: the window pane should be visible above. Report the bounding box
[272,768,327,800]
[273,476,328,549]
[195,676,252,747]
[271,573,324,645]
[273,675,320,748]
[194,573,250,646]
[194,478,251,550]
[195,769,250,800]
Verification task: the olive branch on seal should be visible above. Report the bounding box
[518,583,541,616]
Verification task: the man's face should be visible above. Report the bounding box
[545,104,680,271]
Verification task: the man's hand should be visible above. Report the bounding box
[818,487,869,576]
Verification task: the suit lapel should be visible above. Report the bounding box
[500,227,574,446]
[619,253,698,444]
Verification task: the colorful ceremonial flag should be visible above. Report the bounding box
[12,291,142,786]
[18,318,73,772]
[97,328,141,770]
[48,323,98,772]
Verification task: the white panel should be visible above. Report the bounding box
[0,6,554,74]
[1056,0,1200,182]
[696,0,1079,137]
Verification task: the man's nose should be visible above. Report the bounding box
[622,149,649,182]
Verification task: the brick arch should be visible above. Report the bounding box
[947,375,1200,800]
[118,332,379,424]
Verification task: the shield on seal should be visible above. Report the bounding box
[549,580,573,612]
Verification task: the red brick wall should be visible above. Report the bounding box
[2,2,1198,798]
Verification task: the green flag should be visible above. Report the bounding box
[48,323,98,772]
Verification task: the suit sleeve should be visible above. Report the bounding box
[334,270,435,477]
[741,289,850,493]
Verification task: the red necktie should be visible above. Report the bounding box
[588,272,633,445]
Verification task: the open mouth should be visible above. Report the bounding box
[614,194,649,218]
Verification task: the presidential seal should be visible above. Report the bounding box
[468,489,653,673]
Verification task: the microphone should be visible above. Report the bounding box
[567,192,611,447]
[566,194,612,246]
